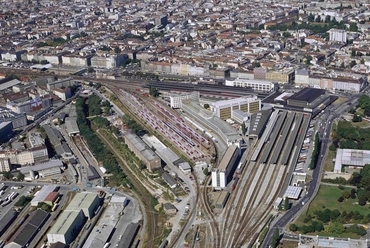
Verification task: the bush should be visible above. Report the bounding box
[289,223,298,232]
[338,196,344,202]
[338,185,345,190]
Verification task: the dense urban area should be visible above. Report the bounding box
[1,0,370,248]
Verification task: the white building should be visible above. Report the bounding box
[0,158,11,172]
[334,149,370,173]
[91,54,128,69]
[212,145,240,189]
[210,96,261,120]
[329,29,347,43]
[31,185,58,206]
[295,69,310,86]
[170,91,200,108]
[225,78,275,92]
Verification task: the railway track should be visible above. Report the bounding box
[200,175,220,248]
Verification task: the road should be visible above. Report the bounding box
[262,95,358,247]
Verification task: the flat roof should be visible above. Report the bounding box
[66,192,98,212]
[218,145,238,171]
[284,186,302,199]
[65,117,80,135]
[48,210,83,235]
[19,160,64,174]
[211,95,259,109]
[117,223,140,248]
[31,185,58,204]
[287,88,325,103]
[0,209,18,236]
[334,148,370,173]
[11,209,49,247]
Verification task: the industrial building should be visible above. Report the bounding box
[31,185,58,207]
[124,132,161,171]
[47,209,85,245]
[65,117,80,136]
[284,186,302,200]
[47,78,75,91]
[9,209,50,248]
[65,192,100,219]
[169,91,200,108]
[43,125,72,158]
[47,192,100,245]
[212,145,240,189]
[19,160,64,180]
[0,106,27,129]
[0,209,18,236]
[162,172,178,188]
[210,96,261,120]
[116,223,140,248]
[109,195,129,207]
[334,149,370,173]
[225,78,275,92]
[214,191,230,212]
[28,132,45,148]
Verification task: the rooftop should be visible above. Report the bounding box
[287,88,325,103]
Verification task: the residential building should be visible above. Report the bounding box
[329,29,347,43]
[265,68,295,84]
[0,158,11,172]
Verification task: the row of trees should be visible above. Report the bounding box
[310,132,321,170]
[75,97,128,185]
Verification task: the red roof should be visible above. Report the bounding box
[44,192,59,202]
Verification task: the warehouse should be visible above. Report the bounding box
[211,145,240,189]
[65,192,100,219]
[116,223,140,248]
[334,148,370,173]
[162,172,178,189]
[124,132,161,171]
[65,117,80,136]
[0,209,18,236]
[19,160,64,179]
[47,210,85,245]
[9,209,50,248]
[214,191,230,213]
[109,195,129,207]
[31,185,58,207]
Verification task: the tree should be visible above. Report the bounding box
[338,196,344,202]
[2,171,12,179]
[315,15,321,22]
[326,222,345,235]
[350,60,357,68]
[87,67,95,73]
[289,223,298,232]
[203,103,210,109]
[17,172,25,181]
[358,196,367,206]
[284,197,290,210]
[114,47,121,54]
[241,122,246,135]
[342,191,350,199]
[271,229,280,248]
[203,168,209,176]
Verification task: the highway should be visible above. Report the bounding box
[262,96,358,247]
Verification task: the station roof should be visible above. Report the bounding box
[287,88,325,103]
[284,186,302,199]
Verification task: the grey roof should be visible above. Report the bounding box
[218,145,239,171]
[47,209,83,236]
[0,79,21,91]
[162,172,178,187]
[117,223,140,248]
[12,209,50,247]
[19,160,64,174]
[249,109,272,137]
[163,203,177,210]
[0,209,18,236]
[43,125,63,147]
[31,185,58,205]
[284,186,302,199]
[65,192,99,213]
[65,117,80,135]
[87,165,100,180]
[125,133,159,162]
